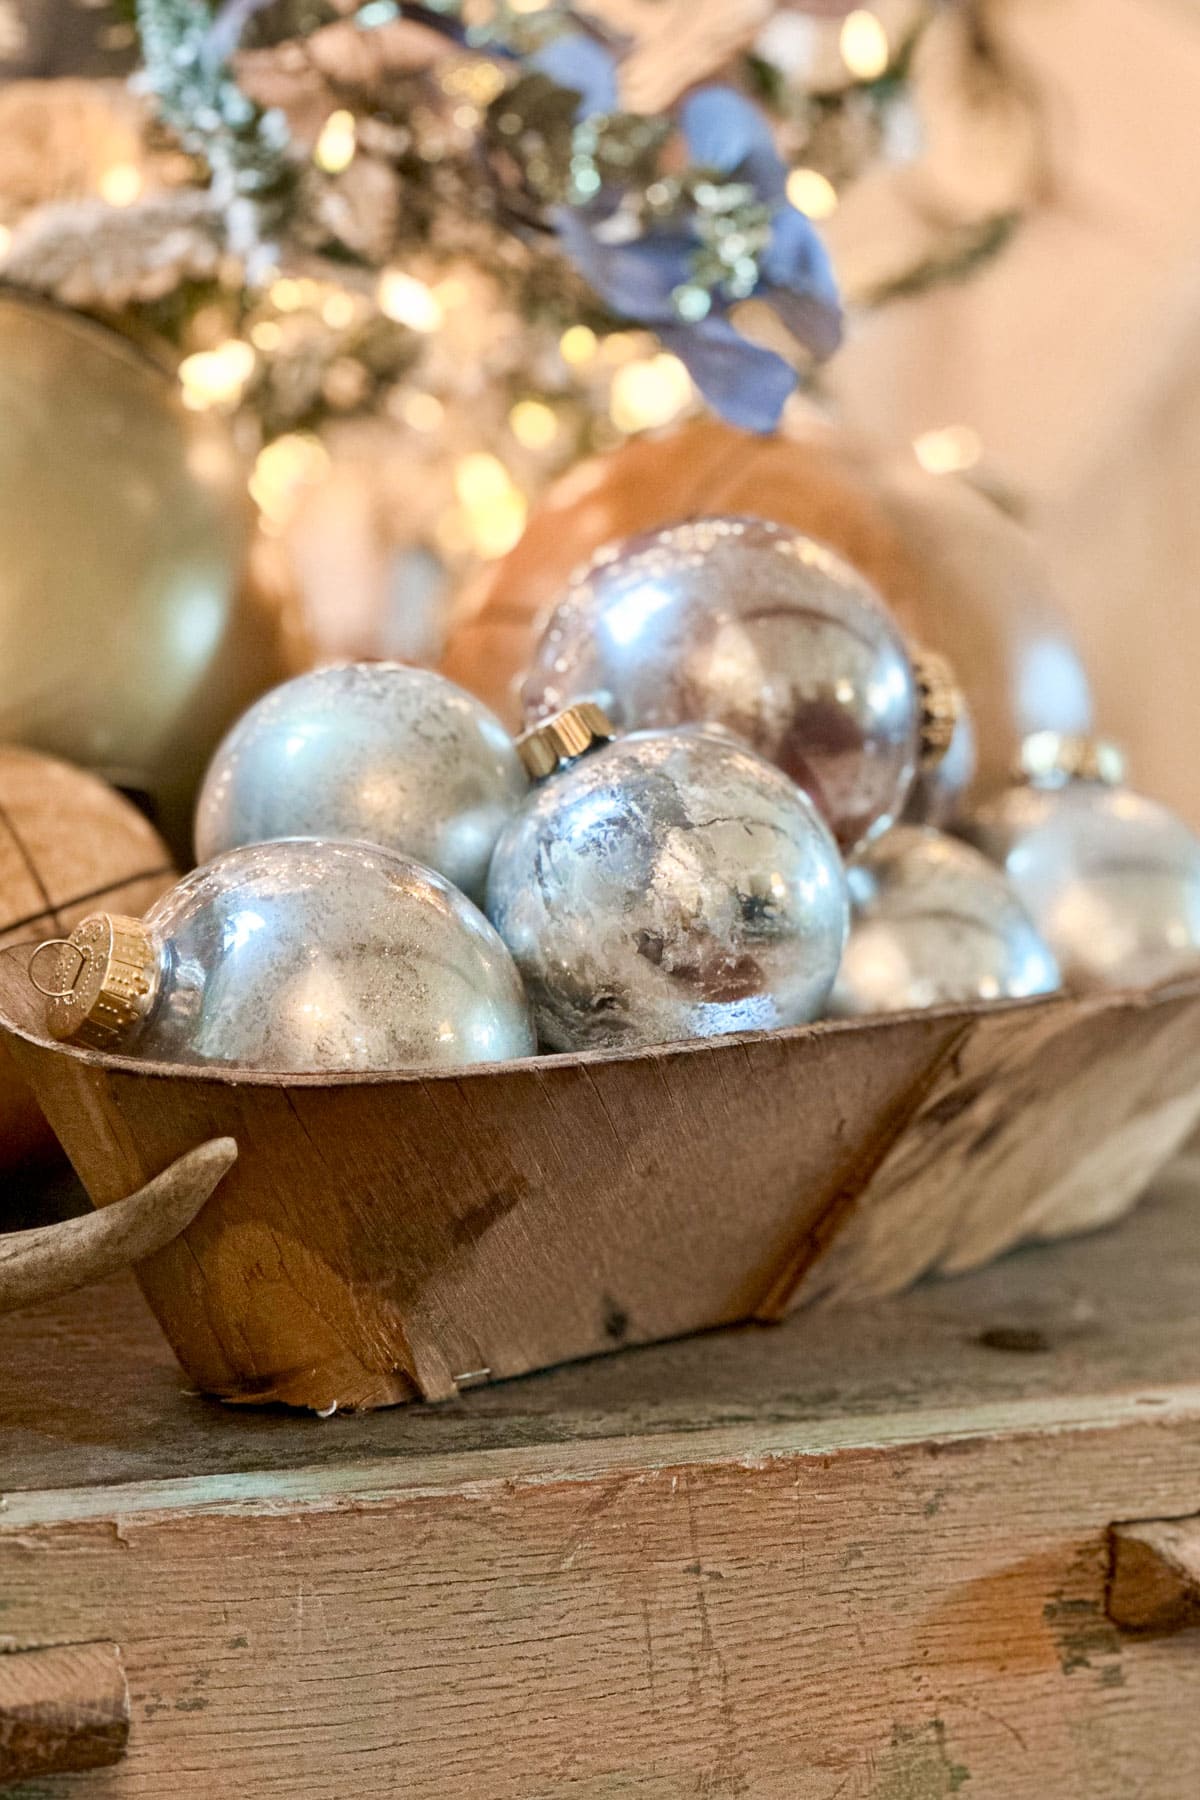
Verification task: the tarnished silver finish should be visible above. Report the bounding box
[830,825,1061,1016]
[520,516,920,853]
[118,839,535,1070]
[195,663,528,905]
[904,701,977,828]
[487,728,848,1052]
[964,781,1200,992]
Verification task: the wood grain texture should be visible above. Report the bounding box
[1108,1516,1200,1636]
[0,1642,128,1786]
[3,1176,1200,1796]
[0,1139,236,1314]
[2,945,1199,1413]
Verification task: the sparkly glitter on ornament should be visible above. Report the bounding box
[195,663,528,905]
[905,698,977,828]
[487,705,848,1052]
[829,826,1061,1017]
[521,516,924,853]
[964,735,1200,992]
[35,839,535,1071]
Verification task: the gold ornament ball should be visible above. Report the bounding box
[443,415,1093,802]
[0,296,293,857]
[0,745,176,1166]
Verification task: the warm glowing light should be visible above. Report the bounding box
[469,490,528,559]
[0,225,10,261]
[250,433,331,528]
[99,162,144,207]
[601,332,642,366]
[913,424,983,475]
[840,9,890,80]
[377,269,444,332]
[609,354,694,434]
[434,276,469,310]
[251,319,283,351]
[510,0,550,11]
[400,391,445,432]
[786,168,838,220]
[270,277,304,312]
[322,290,359,330]
[453,454,528,558]
[314,109,357,174]
[455,452,513,510]
[178,339,256,411]
[509,398,560,450]
[560,324,598,365]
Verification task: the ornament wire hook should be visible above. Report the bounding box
[29,940,88,999]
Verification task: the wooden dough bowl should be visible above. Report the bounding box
[2,945,1199,1414]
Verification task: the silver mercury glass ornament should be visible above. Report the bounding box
[195,663,528,905]
[829,825,1061,1017]
[486,703,849,1053]
[32,838,535,1071]
[963,733,1200,992]
[520,517,960,854]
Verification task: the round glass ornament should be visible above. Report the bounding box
[964,735,1200,992]
[830,826,1061,1017]
[521,516,926,854]
[0,294,290,858]
[487,705,849,1052]
[195,663,528,905]
[35,838,535,1071]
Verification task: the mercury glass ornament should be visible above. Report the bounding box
[195,663,528,905]
[830,826,1061,1017]
[521,516,927,854]
[487,705,849,1052]
[34,839,535,1071]
[0,295,290,858]
[964,736,1200,992]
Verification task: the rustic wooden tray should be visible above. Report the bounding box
[1,947,1198,1414]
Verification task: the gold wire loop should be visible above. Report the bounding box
[28,939,89,999]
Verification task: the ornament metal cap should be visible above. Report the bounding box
[516,701,615,780]
[1018,731,1128,789]
[30,913,160,1052]
[911,647,963,773]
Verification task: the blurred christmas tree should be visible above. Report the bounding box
[0,0,1045,657]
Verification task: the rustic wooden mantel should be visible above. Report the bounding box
[3,1157,1200,1796]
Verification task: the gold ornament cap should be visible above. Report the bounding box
[516,701,616,780]
[1018,731,1128,789]
[912,646,963,773]
[30,913,160,1051]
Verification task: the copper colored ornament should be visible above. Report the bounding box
[0,295,294,858]
[0,745,175,1165]
[442,415,1093,800]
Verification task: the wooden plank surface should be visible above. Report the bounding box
[2,1154,1200,1500]
[1,1162,1200,1795]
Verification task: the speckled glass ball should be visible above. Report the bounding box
[487,728,848,1052]
[134,839,535,1070]
[195,663,528,905]
[521,516,920,853]
[829,826,1061,1016]
[964,782,1200,992]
